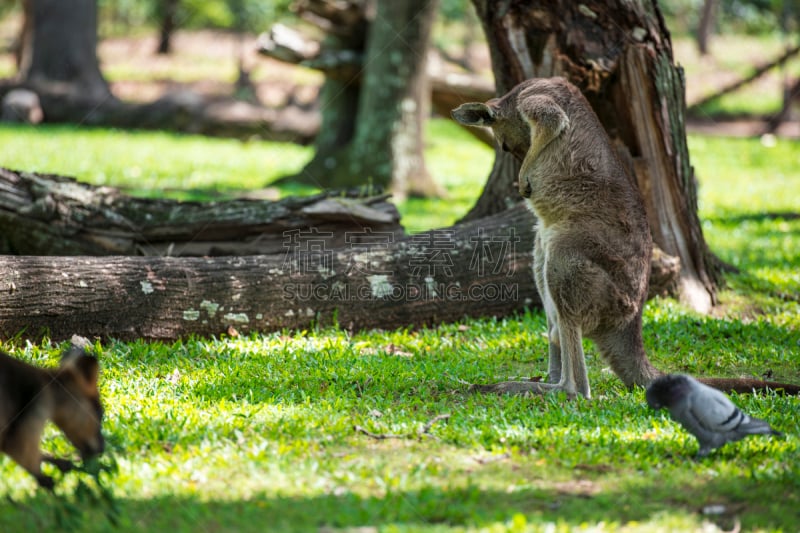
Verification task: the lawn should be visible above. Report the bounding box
[0,121,798,532]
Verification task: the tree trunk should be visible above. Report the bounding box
[696,0,717,56]
[326,0,440,198]
[5,0,314,141]
[273,4,367,188]
[261,0,442,198]
[156,0,180,55]
[17,0,111,101]
[459,0,564,222]
[464,0,720,312]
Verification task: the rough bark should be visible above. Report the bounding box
[0,206,540,342]
[17,0,111,101]
[465,0,720,312]
[0,168,402,256]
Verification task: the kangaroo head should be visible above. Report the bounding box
[52,347,105,459]
[452,78,573,199]
[451,84,533,162]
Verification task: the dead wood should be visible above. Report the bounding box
[0,81,319,144]
[0,168,401,256]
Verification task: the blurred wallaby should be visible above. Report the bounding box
[0,346,105,489]
[452,77,799,398]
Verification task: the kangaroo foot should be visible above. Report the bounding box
[471,380,577,398]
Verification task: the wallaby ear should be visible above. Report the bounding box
[73,355,100,389]
[60,346,100,390]
[451,102,496,126]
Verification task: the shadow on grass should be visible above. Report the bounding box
[708,212,800,224]
[0,471,792,533]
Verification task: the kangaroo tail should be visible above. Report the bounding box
[697,377,800,396]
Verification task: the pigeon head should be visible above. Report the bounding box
[645,374,692,410]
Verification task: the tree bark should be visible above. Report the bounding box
[17,0,111,101]
[324,0,440,197]
[464,0,720,312]
[0,168,402,256]
[0,206,540,342]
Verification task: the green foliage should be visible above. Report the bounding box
[98,0,294,35]
[661,0,798,35]
[0,124,798,531]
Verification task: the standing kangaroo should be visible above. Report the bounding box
[452,77,798,398]
[0,346,105,489]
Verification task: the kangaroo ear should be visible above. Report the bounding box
[451,102,496,126]
[516,91,569,134]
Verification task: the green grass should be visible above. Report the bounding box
[0,123,798,532]
[0,124,315,200]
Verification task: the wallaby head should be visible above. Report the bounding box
[52,347,105,459]
[0,346,105,488]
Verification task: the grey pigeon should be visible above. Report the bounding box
[646,374,782,457]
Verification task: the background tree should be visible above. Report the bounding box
[696,0,719,55]
[155,0,180,55]
[17,0,111,101]
[463,0,721,312]
[263,0,443,198]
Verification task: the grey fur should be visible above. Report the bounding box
[646,374,782,457]
[452,77,659,398]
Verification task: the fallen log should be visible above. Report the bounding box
[0,167,401,256]
[0,205,541,342]
[0,82,319,144]
[688,43,800,112]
